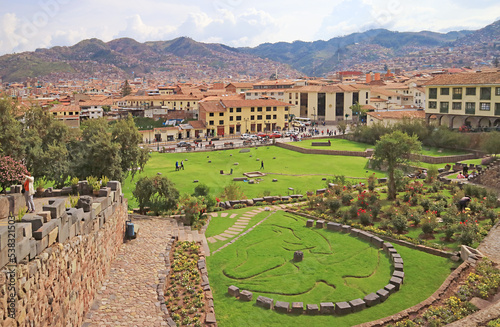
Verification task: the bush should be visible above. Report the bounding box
[325,198,342,213]
[421,215,438,235]
[420,198,431,211]
[358,208,372,226]
[341,192,354,205]
[392,213,409,233]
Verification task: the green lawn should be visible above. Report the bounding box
[123,147,383,208]
[207,210,455,327]
[292,138,471,157]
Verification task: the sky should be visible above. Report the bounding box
[0,0,499,56]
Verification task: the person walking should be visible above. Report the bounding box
[23,173,35,213]
[180,160,185,170]
[175,161,179,171]
[260,160,264,170]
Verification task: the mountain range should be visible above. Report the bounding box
[1,20,499,83]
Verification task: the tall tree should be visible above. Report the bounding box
[111,114,150,180]
[133,175,179,215]
[121,80,132,97]
[373,131,421,200]
[0,98,24,160]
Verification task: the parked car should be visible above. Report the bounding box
[241,133,251,140]
[176,141,191,147]
[257,132,268,138]
[248,135,258,140]
[268,133,281,139]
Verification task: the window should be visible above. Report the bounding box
[452,102,462,110]
[229,108,233,113]
[273,115,277,119]
[440,102,449,113]
[289,94,292,99]
[284,114,288,119]
[251,107,255,112]
[273,107,277,111]
[236,108,241,113]
[209,113,214,117]
[219,120,224,125]
[229,116,234,121]
[453,88,463,100]
[257,107,262,112]
[480,87,491,100]
[266,115,271,120]
[250,115,255,120]
[480,102,491,111]
[466,87,476,96]
[209,120,214,125]
[219,113,224,117]
[285,107,289,111]
[495,103,500,116]
[266,107,271,112]
[428,101,437,109]
[440,88,449,96]
[465,102,475,115]
[257,115,262,120]
[236,116,241,121]
[429,88,437,99]
[496,87,500,96]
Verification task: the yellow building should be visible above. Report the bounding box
[114,95,199,113]
[424,72,500,128]
[49,104,80,128]
[199,97,291,136]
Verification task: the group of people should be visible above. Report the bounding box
[175,160,185,171]
[456,166,477,180]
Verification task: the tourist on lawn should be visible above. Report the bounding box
[175,161,179,171]
[23,173,35,213]
[457,172,465,179]
[180,160,184,170]
[260,160,264,170]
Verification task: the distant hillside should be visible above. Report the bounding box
[1,20,499,83]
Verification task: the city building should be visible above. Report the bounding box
[424,71,500,128]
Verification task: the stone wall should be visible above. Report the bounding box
[0,182,127,327]
[410,153,479,164]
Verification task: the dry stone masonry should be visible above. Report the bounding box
[0,181,127,326]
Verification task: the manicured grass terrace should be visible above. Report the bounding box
[206,210,455,327]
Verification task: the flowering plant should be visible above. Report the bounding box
[0,155,28,193]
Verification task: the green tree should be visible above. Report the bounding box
[350,102,367,123]
[133,175,179,215]
[0,98,24,159]
[193,183,210,197]
[78,118,122,180]
[178,194,207,228]
[481,131,500,157]
[373,131,422,200]
[121,80,132,97]
[111,114,150,180]
[337,121,348,135]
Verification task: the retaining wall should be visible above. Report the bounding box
[0,182,127,327]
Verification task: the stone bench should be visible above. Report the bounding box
[256,296,274,309]
[291,302,303,314]
[311,142,331,146]
[320,302,335,314]
[275,301,290,313]
[335,302,351,315]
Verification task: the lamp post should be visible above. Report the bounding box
[244,118,249,133]
[312,107,317,127]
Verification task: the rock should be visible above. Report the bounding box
[256,296,274,309]
[274,301,289,313]
[389,277,403,291]
[239,290,252,301]
[363,293,381,307]
[384,283,396,295]
[294,251,303,262]
[316,220,325,228]
[228,285,240,297]
[306,304,319,315]
[335,302,351,315]
[470,297,491,310]
[376,288,389,302]
[320,302,335,314]
[291,302,303,314]
[349,298,366,312]
[306,220,314,227]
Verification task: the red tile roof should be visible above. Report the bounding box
[424,72,500,86]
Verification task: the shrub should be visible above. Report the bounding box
[0,156,28,193]
[420,198,431,211]
[392,213,409,233]
[421,215,438,235]
[457,220,479,246]
[358,208,372,226]
[408,210,422,226]
[325,197,342,213]
[444,224,456,241]
[341,192,354,205]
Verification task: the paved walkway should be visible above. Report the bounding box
[83,219,174,327]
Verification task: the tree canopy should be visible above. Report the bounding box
[373,131,422,200]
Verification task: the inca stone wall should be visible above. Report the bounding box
[0,183,127,327]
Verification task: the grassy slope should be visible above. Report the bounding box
[207,211,455,327]
[123,147,383,208]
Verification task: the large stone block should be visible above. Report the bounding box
[92,202,102,216]
[291,302,303,314]
[61,186,73,196]
[36,236,49,255]
[341,225,351,233]
[20,214,44,233]
[393,270,405,282]
[363,293,381,307]
[15,222,32,239]
[275,301,290,313]
[95,197,109,211]
[394,263,404,272]
[77,196,93,212]
[0,196,9,219]
[256,296,274,309]
[239,290,252,301]
[306,304,319,315]
[7,193,24,216]
[228,285,240,297]
[389,277,403,291]
[66,208,84,224]
[48,226,59,246]
[393,257,404,266]
[383,242,394,252]
[335,302,351,315]
[16,236,31,262]
[350,228,361,237]
[316,220,325,228]
[327,222,342,231]
[43,198,65,219]
[320,302,335,314]
[306,220,314,227]
[371,236,384,248]
[107,181,122,194]
[349,298,366,312]
[58,221,70,244]
[0,226,8,250]
[391,253,402,263]
[376,288,390,302]
[98,187,111,198]
[29,239,37,260]
[32,218,60,240]
[384,283,396,295]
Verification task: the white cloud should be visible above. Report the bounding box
[115,14,177,41]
